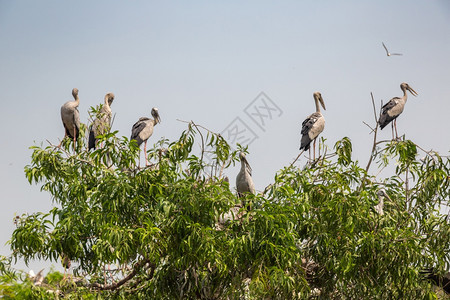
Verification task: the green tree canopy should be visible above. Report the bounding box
[2,113,449,299]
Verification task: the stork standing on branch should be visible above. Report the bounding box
[374,189,391,216]
[60,88,80,150]
[130,107,161,166]
[236,152,255,209]
[60,253,71,279]
[378,83,418,140]
[299,92,326,160]
[89,92,115,150]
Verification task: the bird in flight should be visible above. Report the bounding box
[382,42,403,56]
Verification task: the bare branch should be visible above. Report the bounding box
[90,259,151,291]
[190,121,205,175]
[177,119,219,136]
[289,149,306,168]
[364,92,381,173]
[362,121,375,133]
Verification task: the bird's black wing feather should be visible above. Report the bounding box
[381,97,399,113]
[130,118,150,141]
[379,98,399,129]
[301,112,320,135]
[299,112,321,150]
[88,126,96,150]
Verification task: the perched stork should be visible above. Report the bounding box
[60,253,71,279]
[379,83,418,139]
[130,108,161,166]
[89,92,115,150]
[60,88,80,148]
[28,269,45,286]
[236,152,255,209]
[382,42,403,56]
[300,92,326,160]
[374,189,391,216]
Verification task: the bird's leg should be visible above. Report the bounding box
[73,128,77,151]
[57,133,67,148]
[394,119,399,140]
[313,139,317,161]
[308,147,311,161]
[144,141,149,166]
[57,139,63,149]
[391,122,395,140]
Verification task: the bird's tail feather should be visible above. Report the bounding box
[88,129,96,150]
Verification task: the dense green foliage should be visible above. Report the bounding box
[3,118,449,299]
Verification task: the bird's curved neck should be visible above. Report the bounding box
[73,93,80,105]
[315,97,321,113]
[240,160,248,173]
[103,97,110,108]
[401,87,408,102]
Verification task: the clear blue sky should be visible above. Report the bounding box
[1,1,449,272]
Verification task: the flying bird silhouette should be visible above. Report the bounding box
[382,42,403,56]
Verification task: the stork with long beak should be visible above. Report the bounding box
[130,107,161,166]
[60,88,80,150]
[236,152,255,209]
[299,92,326,160]
[379,83,418,139]
[89,92,115,150]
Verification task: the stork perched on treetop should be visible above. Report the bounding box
[89,92,115,150]
[374,189,391,216]
[130,107,161,166]
[378,83,418,140]
[236,152,255,209]
[299,92,326,160]
[60,88,80,149]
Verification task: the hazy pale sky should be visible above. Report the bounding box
[1,1,449,272]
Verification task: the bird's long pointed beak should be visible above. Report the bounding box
[242,156,252,175]
[380,190,392,202]
[246,161,252,176]
[408,86,418,97]
[319,95,326,110]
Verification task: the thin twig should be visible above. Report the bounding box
[190,121,205,174]
[90,259,151,291]
[177,119,219,136]
[362,121,375,133]
[365,93,380,173]
[405,167,410,208]
[289,150,306,168]
[219,155,232,179]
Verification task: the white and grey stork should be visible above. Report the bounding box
[378,83,418,139]
[374,189,391,216]
[89,92,115,150]
[60,88,80,149]
[130,107,161,165]
[236,152,255,209]
[299,92,326,160]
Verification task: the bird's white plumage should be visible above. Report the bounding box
[130,108,161,146]
[61,88,80,141]
[379,83,418,135]
[300,92,326,152]
[89,92,114,150]
[236,152,255,197]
